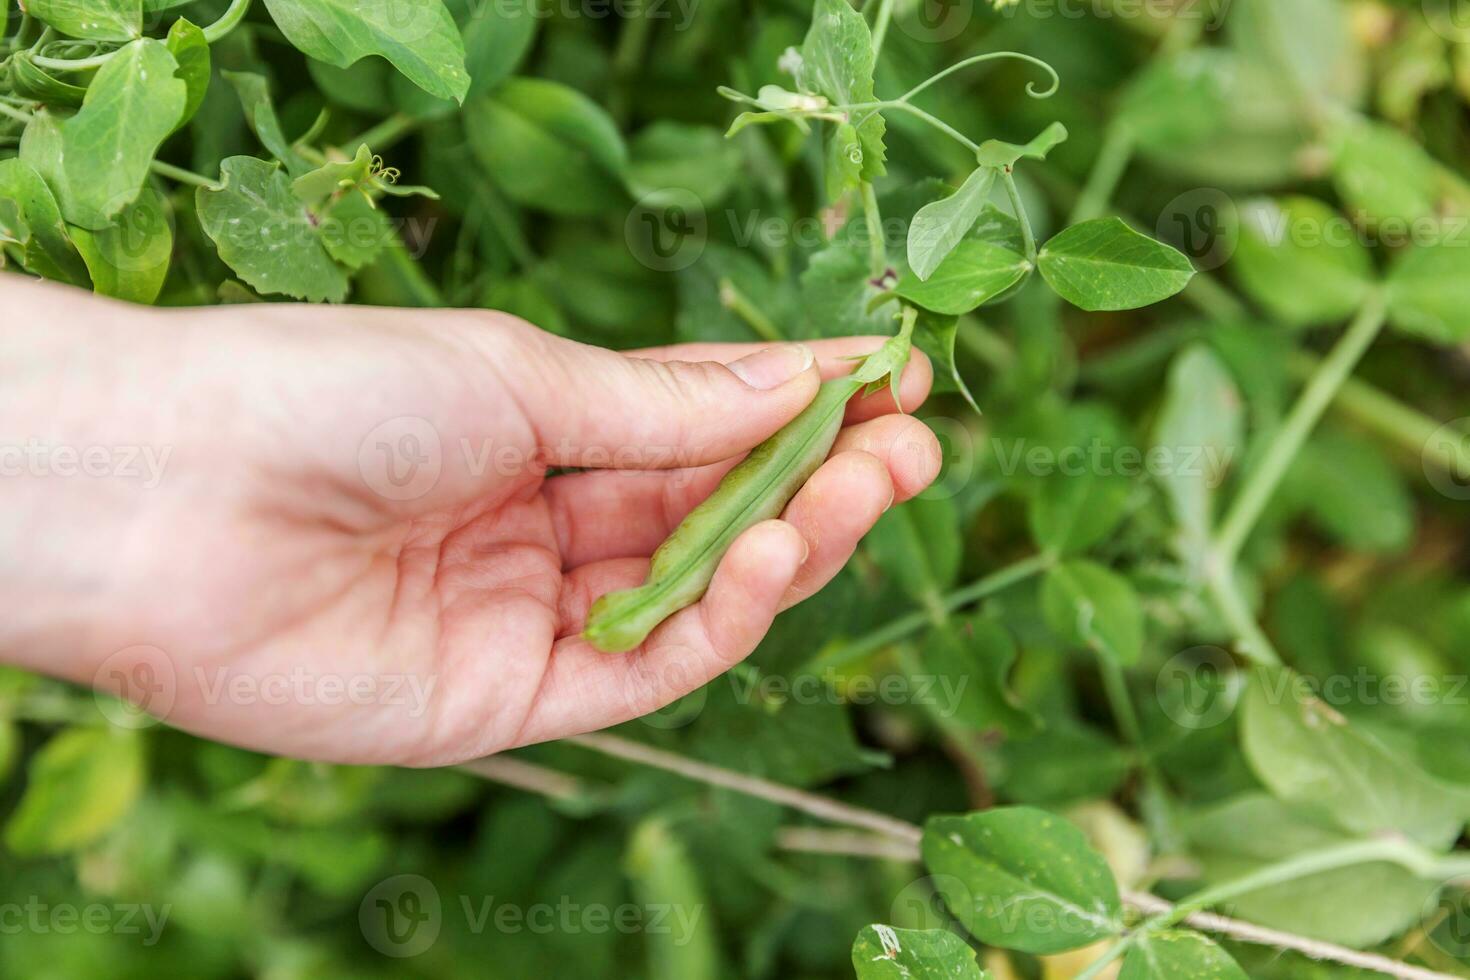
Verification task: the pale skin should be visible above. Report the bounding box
[0,277,941,766]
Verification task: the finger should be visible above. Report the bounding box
[514,521,806,745]
[630,335,933,424]
[778,451,893,610]
[494,324,820,469]
[545,413,941,568]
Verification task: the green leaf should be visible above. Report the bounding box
[824,121,865,203]
[262,0,471,103]
[0,159,89,285]
[1186,793,1441,948]
[9,54,88,107]
[320,191,390,272]
[72,185,173,304]
[896,240,1031,315]
[1028,463,1132,557]
[468,77,628,216]
[1151,345,1243,567]
[1386,238,1470,344]
[27,0,141,41]
[5,726,145,855]
[166,18,212,131]
[196,156,351,303]
[224,71,313,175]
[866,496,962,604]
[1118,50,1230,153]
[46,39,188,230]
[851,925,988,980]
[1241,665,1470,848]
[1119,931,1247,980]
[907,166,998,282]
[624,819,720,980]
[1230,197,1374,327]
[974,122,1068,169]
[1038,218,1195,311]
[292,143,375,206]
[919,619,1040,738]
[922,807,1123,954]
[798,0,885,181]
[912,312,980,413]
[1041,560,1143,665]
[1332,118,1442,226]
[1285,431,1413,553]
[628,122,741,207]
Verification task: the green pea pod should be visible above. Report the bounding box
[584,310,917,653]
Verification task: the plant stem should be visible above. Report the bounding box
[343,113,420,154]
[1206,570,1281,665]
[149,160,219,189]
[1070,122,1135,224]
[1075,939,1133,980]
[860,181,888,278]
[797,552,1054,675]
[869,0,894,56]
[898,52,1060,103]
[1002,170,1036,261]
[202,0,253,43]
[956,318,1014,371]
[1212,293,1389,570]
[0,100,31,124]
[719,277,785,342]
[30,0,251,71]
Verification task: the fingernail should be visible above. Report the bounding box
[883,486,896,513]
[729,344,814,390]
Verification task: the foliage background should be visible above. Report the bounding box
[3,0,1470,976]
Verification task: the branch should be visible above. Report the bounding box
[457,740,1466,980]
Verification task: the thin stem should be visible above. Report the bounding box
[202,0,253,43]
[797,553,1054,675]
[860,181,888,278]
[719,278,785,343]
[869,0,894,56]
[885,101,979,153]
[1212,293,1389,570]
[343,113,420,154]
[0,100,31,124]
[30,47,112,71]
[1075,939,1133,980]
[1070,122,1135,224]
[149,160,219,189]
[1206,570,1281,665]
[1002,170,1036,262]
[898,51,1060,104]
[956,318,1014,371]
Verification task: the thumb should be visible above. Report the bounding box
[504,328,821,469]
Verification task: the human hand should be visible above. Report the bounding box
[1,279,940,765]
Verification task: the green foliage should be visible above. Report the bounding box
[851,925,988,979]
[1038,218,1195,312]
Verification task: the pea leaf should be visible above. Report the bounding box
[824,121,865,203]
[44,39,188,230]
[225,71,314,175]
[1041,559,1143,665]
[320,191,391,271]
[72,185,174,304]
[1028,463,1132,557]
[1230,197,1373,327]
[1241,665,1470,848]
[866,496,962,603]
[0,159,88,286]
[798,0,885,181]
[292,142,376,206]
[1119,931,1248,980]
[896,240,1031,315]
[196,156,351,303]
[5,726,145,855]
[1151,345,1243,568]
[974,122,1068,169]
[261,0,471,104]
[468,77,628,216]
[1285,431,1413,553]
[1386,238,1470,343]
[27,0,141,41]
[628,122,742,207]
[851,925,987,980]
[1038,218,1195,312]
[9,54,88,107]
[919,619,1040,738]
[166,18,212,131]
[912,312,981,413]
[1332,118,1443,227]
[907,166,998,282]
[922,807,1123,954]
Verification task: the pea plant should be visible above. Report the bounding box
[3,0,1470,978]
